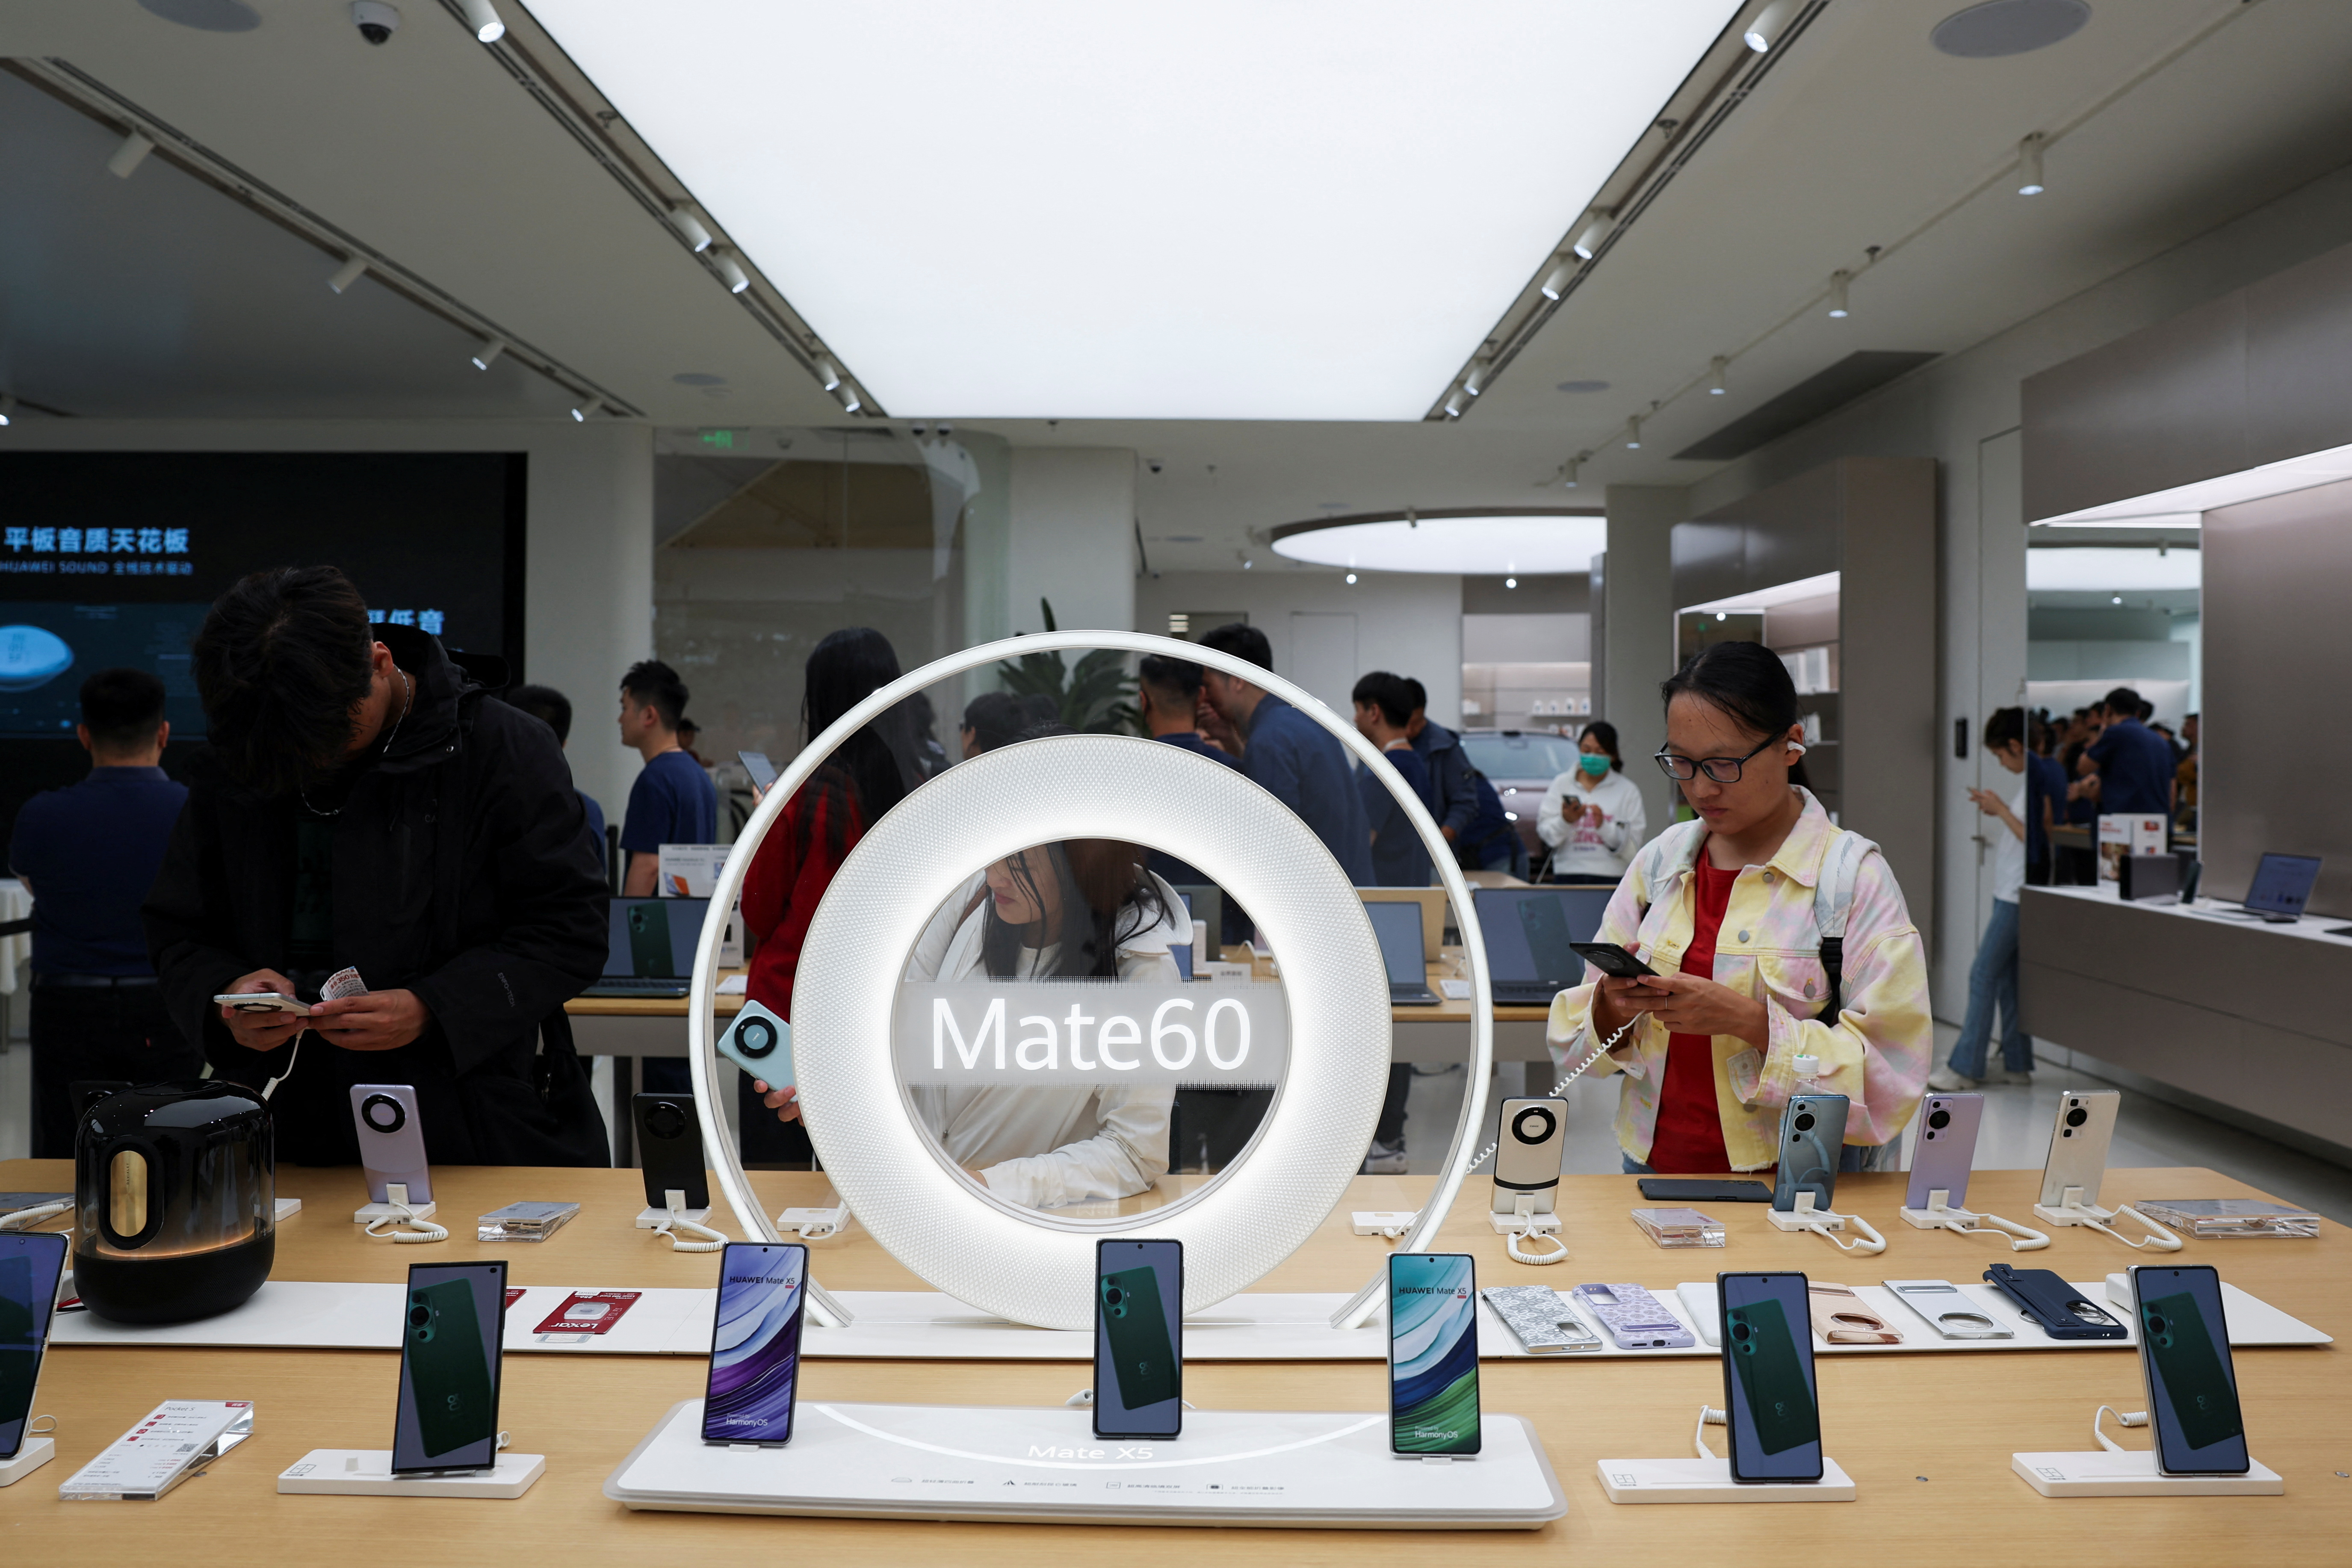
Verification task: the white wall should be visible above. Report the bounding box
[1005,447,1137,638]
[1133,569,1463,726]
[1,418,655,813]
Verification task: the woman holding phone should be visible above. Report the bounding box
[1535,720,1646,884]
[1545,642,1931,1175]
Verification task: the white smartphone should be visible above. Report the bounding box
[213,992,312,1016]
[2037,1089,2119,1208]
[352,1084,432,1204]
[1491,1097,1565,1216]
[716,999,793,1091]
[1884,1279,2012,1341]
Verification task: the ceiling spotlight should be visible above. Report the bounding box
[1709,355,1728,395]
[470,336,505,370]
[1827,270,1851,318]
[458,0,504,42]
[1505,577,1518,590]
[570,398,600,422]
[1572,215,1613,260]
[1464,362,1491,398]
[0,394,14,427]
[1625,414,1643,450]
[668,206,713,253]
[1242,557,1253,570]
[836,382,863,415]
[816,358,843,392]
[326,255,368,294]
[1743,0,1797,52]
[106,130,156,180]
[1442,388,1467,419]
[1345,573,1358,585]
[1561,457,1582,489]
[1540,260,1576,301]
[2111,594,2123,605]
[1716,610,1728,622]
[2017,133,2047,196]
[713,250,751,293]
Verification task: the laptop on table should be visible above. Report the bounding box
[1474,886,1612,1005]
[2237,853,2322,924]
[1365,900,1439,1006]
[581,896,711,998]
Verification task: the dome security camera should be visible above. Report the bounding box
[353,1,400,44]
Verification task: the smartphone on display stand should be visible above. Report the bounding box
[716,999,794,1092]
[1389,1253,1480,1456]
[2038,1090,2118,1208]
[1491,1097,1565,1216]
[737,750,778,794]
[703,1242,809,1447]
[393,1261,507,1475]
[1904,1093,1985,1210]
[1772,1093,1847,1213]
[351,1084,431,1204]
[2130,1264,2250,1476]
[1718,1272,1823,1482]
[632,1094,710,1211]
[1095,1239,1183,1441]
[0,1232,69,1462]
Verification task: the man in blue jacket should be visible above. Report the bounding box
[1401,679,1521,874]
[1196,624,1374,885]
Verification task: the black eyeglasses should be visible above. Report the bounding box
[1654,732,1779,783]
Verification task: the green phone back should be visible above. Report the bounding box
[627,904,676,978]
[407,1279,496,1462]
[1100,1265,1180,1410]
[1727,1296,1819,1458]
[2141,1289,2243,1452]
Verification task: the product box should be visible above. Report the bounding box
[2097,814,2168,881]
[656,843,730,898]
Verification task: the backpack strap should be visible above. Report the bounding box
[1810,828,1876,1020]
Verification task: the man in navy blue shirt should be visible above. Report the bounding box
[1401,679,1522,875]
[616,659,717,896]
[509,684,607,882]
[8,668,201,1155]
[1196,623,1374,885]
[1352,672,1436,886]
[2079,686,2177,817]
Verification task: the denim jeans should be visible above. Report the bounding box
[1947,897,2031,1079]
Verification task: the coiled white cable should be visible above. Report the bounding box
[1505,1228,1568,1266]
[363,1200,449,1245]
[650,1190,728,1253]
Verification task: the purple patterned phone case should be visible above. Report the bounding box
[1569,1282,1696,1349]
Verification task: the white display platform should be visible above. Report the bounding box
[2011,1448,2283,1497]
[1597,1455,1856,1503]
[0,1437,54,1487]
[51,1282,718,1355]
[807,1291,1384,1361]
[604,1399,1567,1529]
[278,1448,546,1498]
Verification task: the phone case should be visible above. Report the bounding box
[1570,941,1655,978]
[1724,1293,1820,1462]
[2136,1282,2244,1457]
[1904,1093,1984,1210]
[1883,1279,2011,1340]
[717,1000,795,1091]
[1984,1264,2127,1341]
[1675,1282,1724,1347]
[351,1084,431,1204]
[402,1276,499,1466]
[633,1094,709,1211]
[1491,1097,1565,1213]
[627,901,677,978]
[1099,1264,1181,1411]
[1569,1282,1696,1349]
[1481,1286,1601,1354]
[1638,1178,1774,1204]
[1805,1281,1901,1344]
[2038,1090,2119,1208]
[1772,1093,1847,1213]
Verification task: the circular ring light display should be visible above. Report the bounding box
[686,632,1497,1333]
[1270,508,1605,575]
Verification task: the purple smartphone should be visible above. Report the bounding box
[1904,1093,1984,1210]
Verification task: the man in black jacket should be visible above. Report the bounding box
[144,566,611,1166]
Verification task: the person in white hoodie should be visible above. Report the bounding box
[1536,721,1647,884]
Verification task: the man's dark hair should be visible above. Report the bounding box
[2100,686,2142,718]
[1137,653,1204,706]
[1197,621,1271,675]
[1018,692,1060,729]
[2136,700,2154,722]
[80,667,168,755]
[508,683,573,745]
[1350,670,1412,727]
[191,565,376,797]
[1399,676,1428,714]
[961,691,1030,753]
[1984,706,2026,752]
[621,659,689,732]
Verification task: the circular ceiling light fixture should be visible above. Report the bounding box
[1931,0,2090,59]
[1271,509,1606,576]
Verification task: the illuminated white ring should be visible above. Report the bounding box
[686,632,1496,1332]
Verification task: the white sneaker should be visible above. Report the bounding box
[1925,1066,1981,1092]
[1994,1068,2034,1085]
[1360,1139,1409,1175]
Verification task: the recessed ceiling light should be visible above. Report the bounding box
[527,1,1754,419]
[1273,513,1607,575]
[136,0,262,32]
[1345,573,1358,585]
[1556,380,1610,393]
[671,372,727,386]
[1931,0,2090,59]
[1504,577,1518,589]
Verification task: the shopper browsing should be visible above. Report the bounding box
[1930,707,2034,1090]
[1535,720,1646,885]
[1351,671,1437,887]
[1545,641,1931,1175]
[1195,623,1374,885]
[1403,679,1520,874]
[2077,686,2176,816]
[507,684,607,879]
[616,659,716,897]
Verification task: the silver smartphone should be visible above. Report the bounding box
[352,1083,431,1204]
[1772,1093,1847,1212]
[1884,1279,2012,1340]
[1491,1096,1565,1216]
[1904,1093,1984,1210]
[2037,1089,2119,1208]
[716,999,794,1092]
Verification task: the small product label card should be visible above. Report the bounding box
[504,1287,527,1311]
[534,1289,641,1341]
[59,1400,254,1500]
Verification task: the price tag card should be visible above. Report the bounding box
[59,1400,254,1501]
[534,1289,641,1342]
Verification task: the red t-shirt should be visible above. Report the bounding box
[1646,850,1739,1174]
[741,783,865,1021]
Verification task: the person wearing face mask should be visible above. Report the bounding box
[1535,720,1646,885]
[1543,642,1931,1175]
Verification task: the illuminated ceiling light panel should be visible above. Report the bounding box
[2025,547,2201,593]
[1273,514,1608,575]
[2029,439,2352,525]
[1679,570,1841,616]
[529,1,1746,419]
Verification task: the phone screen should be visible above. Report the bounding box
[1388,1252,1481,1456]
[738,750,778,793]
[1719,1272,1823,1482]
[2135,1265,2249,1475]
[0,1232,68,1460]
[704,1242,809,1446]
[392,1261,506,1474]
[1094,1239,1183,1439]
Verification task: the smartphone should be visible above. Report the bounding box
[1389,1252,1480,1456]
[392,1261,506,1474]
[0,1232,68,1461]
[351,1083,431,1204]
[1569,1282,1695,1349]
[1904,1092,1985,1210]
[2130,1264,2249,1475]
[737,750,778,794]
[2038,1089,2119,1208]
[1639,1177,1773,1204]
[1983,1264,2127,1341]
[1884,1279,2011,1340]
[633,1093,710,1211]
[1095,1239,1183,1440]
[716,999,794,1092]
[1772,1093,1847,1213]
[1718,1271,1823,1482]
[703,1241,809,1446]
[627,901,677,979]
[1491,1097,1565,1216]
[213,991,312,1015]
[1570,941,1656,979]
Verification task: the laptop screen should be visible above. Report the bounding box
[1364,900,1427,986]
[2243,853,2322,917]
[1475,888,1610,983]
[603,897,712,978]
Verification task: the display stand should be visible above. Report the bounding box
[637,1190,726,1253]
[354,1184,446,1243]
[2032,1188,2184,1252]
[1898,1189,2049,1250]
[2011,1406,2280,1497]
[0,1436,54,1488]
[1597,1406,1855,1504]
[1763,1193,1886,1255]
[277,1448,545,1499]
[777,1205,847,1240]
[1488,1196,1566,1265]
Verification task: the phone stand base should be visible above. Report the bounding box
[1764,1197,1886,1255]
[1898,1199,2049,1251]
[2032,1194,2185,1252]
[1596,1456,1855,1503]
[635,1205,710,1229]
[2010,1449,2281,1497]
[0,1437,54,1487]
[1486,1210,1560,1236]
[353,1199,436,1225]
[274,1198,303,1223]
[277,1449,546,1499]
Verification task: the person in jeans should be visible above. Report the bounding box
[1930,708,2034,1090]
[8,668,202,1156]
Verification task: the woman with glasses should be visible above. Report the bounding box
[1544,641,1931,1175]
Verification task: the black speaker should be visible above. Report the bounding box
[2119,852,2183,903]
[632,1093,709,1211]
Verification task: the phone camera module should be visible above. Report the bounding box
[645,1101,688,1141]
[409,1303,431,1327]
[1927,1107,1950,1131]
[1511,1107,1557,1145]
[361,1093,406,1134]
[735,1018,776,1058]
[1792,1112,1816,1133]
[2065,1106,2089,1128]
